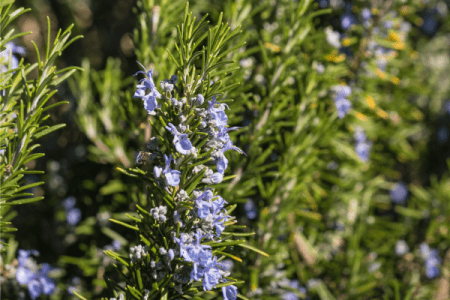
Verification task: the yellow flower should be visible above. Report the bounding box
[376,109,389,119]
[366,96,376,109]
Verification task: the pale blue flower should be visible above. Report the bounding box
[216,140,244,174]
[133,61,161,114]
[66,208,81,225]
[335,98,352,118]
[282,292,299,300]
[28,280,42,300]
[244,199,257,219]
[154,166,162,178]
[222,284,238,300]
[167,249,175,261]
[166,123,192,155]
[201,256,222,291]
[62,197,76,210]
[355,141,371,162]
[210,172,224,183]
[0,42,26,70]
[341,12,357,30]
[15,251,56,300]
[332,85,352,118]
[174,234,189,258]
[162,154,181,186]
[208,96,229,127]
[16,267,35,285]
[420,244,441,278]
[362,8,371,20]
[390,182,408,204]
[112,240,122,250]
[219,259,234,272]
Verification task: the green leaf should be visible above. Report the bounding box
[237,243,269,257]
[109,219,140,231]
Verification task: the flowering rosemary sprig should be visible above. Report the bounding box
[88,4,267,300]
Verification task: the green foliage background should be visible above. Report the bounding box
[1,0,450,299]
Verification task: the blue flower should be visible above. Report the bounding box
[184,230,212,266]
[420,244,442,278]
[133,61,162,114]
[62,197,76,210]
[355,141,371,162]
[210,172,224,184]
[112,240,122,250]
[222,284,238,300]
[335,98,352,119]
[282,292,299,300]
[201,256,222,291]
[425,255,441,278]
[162,154,181,186]
[16,266,35,285]
[390,182,408,204]
[27,279,42,300]
[68,286,76,295]
[354,129,371,162]
[332,85,351,98]
[219,259,234,272]
[167,249,175,261]
[17,249,39,267]
[196,190,214,218]
[0,42,26,70]
[66,208,82,225]
[362,8,371,20]
[166,123,193,154]
[445,101,450,115]
[15,251,56,299]
[354,127,367,143]
[216,140,245,174]
[244,199,257,219]
[341,12,357,30]
[426,261,440,279]
[383,20,393,29]
[208,96,229,127]
[332,85,352,118]
[174,234,189,259]
[216,126,240,143]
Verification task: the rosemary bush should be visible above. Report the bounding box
[1,0,450,299]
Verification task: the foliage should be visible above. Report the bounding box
[2,0,450,299]
[0,2,82,240]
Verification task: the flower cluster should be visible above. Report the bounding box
[340,3,357,30]
[244,198,258,220]
[118,61,248,298]
[331,85,352,119]
[390,182,408,204]
[420,243,442,279]
[354,127,371,162]
[62,196,82,226]
[15,250,56,300]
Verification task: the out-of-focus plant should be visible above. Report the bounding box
[0,2,81,238]
[1,1,82,299]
